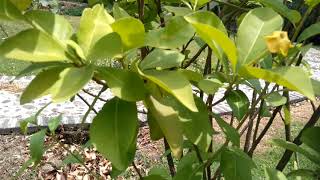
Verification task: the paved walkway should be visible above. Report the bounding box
[0,48,319,132]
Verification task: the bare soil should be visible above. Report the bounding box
[0,100,318,179]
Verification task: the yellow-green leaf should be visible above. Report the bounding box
[0,29,69,62]
[77,4,114,56]
[111,17,145,51]
[0,0,25,21]
[240,66,315,101]
[10,0,32,11]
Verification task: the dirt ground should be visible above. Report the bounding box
[0,100,319,179]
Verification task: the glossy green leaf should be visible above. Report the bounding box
[226,90,250,121]
[301,127,320,153]
[140,49,185,70]
[142,70,197,112]
[112,3,130,19]
[311,79,320,96]
[198,78,223,94]
[0,29,69,62]
[255,0,301,25]
[146,96,183,158]
[87,32,123,61]
[25,10,74,41]
[0,0,25,21]
[169,96,213,152]
[48,115,62,133]
[173,152,203,180]
[90,97,138,170]
[261,101,271,117]
[145,16,195,49]
[236,8,283,66]
[264,167,287,180]
[240,66,315,101]
[213,113,240,147]
[265,92,287,107]
[185,14,237,72]
[21,66,93,104]
[147,111,164,140]
[20,67,64,104]
[96,67,147,101]
[30,129,46,164]
[77,4,114,56]
[10,0,32,11]
[220,147,256,180]
[185,11,227,33]
[298,22,320,42]
[51,66,94,102]
[179,69,202,84]
[164,6,193,16]
[111,17,145,51]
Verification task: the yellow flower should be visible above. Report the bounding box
[264,31,294,56]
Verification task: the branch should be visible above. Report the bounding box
[182,44,208,69]
[276,105,320,170]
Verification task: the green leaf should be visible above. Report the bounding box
[261,101,271,117]
[142,70,197,112]
[147,166,171,179]
[184,11,227,33]
[311,79,320,96]
[90,97,138,170]
[87,32,123,61]
[239,66,315,101]
[236,8,283,66]
[51,66,94,102]
[111,17,145,51]
[185,14,238,72]
[77,4,114,56]
[212,113,240,147]
[265,92,287,107]
[0,0,25,21]
[287,169,318,178]
[170,96,213,152]
[145,16,195,49]
[21,66,93,104]
[147,111,164,140]
[96,67,147,101]
[164,6,193,16]
[198,77,223,94]
[62,152,84,165]
[188,0,209,8]
[220,147,256,180]
[272,139,320,165]
[25,10,74,41]
[9,0,32,11]
[179,69,202,84]
[21,67,64,104]
[112,3,130,19]
[305,0,320,8]
[30,129,46,164]
[0,29,69,62]
[140,49,185,70]
[264,167,287,180]
[20,116,36,134]
[298,22,320,42]
[226,90,250,121]
[146,96,183,158]
[48,115,62,133]
[301,127,320,153]
[254,0,301,25]
[144,175,168,180]
[173,152,203,180]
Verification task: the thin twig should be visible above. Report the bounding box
[82,89,108,102]
[182,44,208,69]
[76,94,98,114]
[164,138,176,177]
[81,87,106,124]
[132,162,144,179]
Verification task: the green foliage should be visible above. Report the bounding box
[90,97,138,170]
[2,1,320,179]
